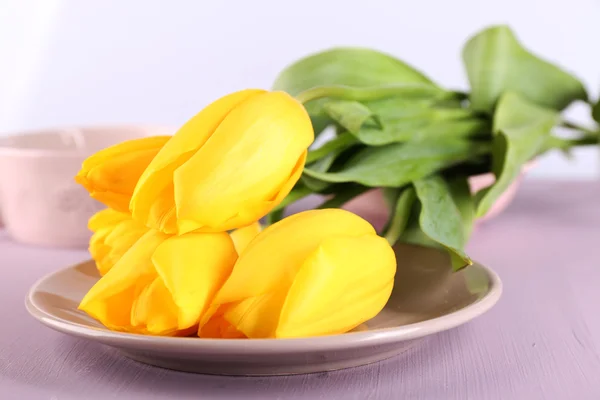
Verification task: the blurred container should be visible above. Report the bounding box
[0,125,173,248]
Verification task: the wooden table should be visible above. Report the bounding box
[1,181,599,399]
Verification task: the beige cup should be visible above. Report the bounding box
[0,125,173,248]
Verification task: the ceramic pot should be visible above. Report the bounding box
[0,125,173,248]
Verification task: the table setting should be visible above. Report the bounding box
[1,24,600,399]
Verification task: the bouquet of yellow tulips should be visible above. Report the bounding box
[76,89,396,338]
[77,24,596,339]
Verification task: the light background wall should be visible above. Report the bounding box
[1,0,598,179]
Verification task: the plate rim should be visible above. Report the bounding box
[25,259,502,353]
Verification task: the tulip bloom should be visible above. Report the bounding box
[88,209,149,276]
[130,89,314,235]
[76,136,171,212]
[79,230,237,335]
[212,209,397,338]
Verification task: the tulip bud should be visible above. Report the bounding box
[130,89,314,234]
[76,136,171,212]
[79,230,237,335]
[212,209,397,338]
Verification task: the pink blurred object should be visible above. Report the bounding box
[343,161,537,233]
[0,125,174,248]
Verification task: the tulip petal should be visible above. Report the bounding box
[88,208,129,232]
[130,277,180,335]
[94,219,149,276]
[88,209,132,275]
[89,228,113,274]
[174,91,314,233]
[214,151,307,233]
[223,290,289,338]
[268,150,308,207]
[199,306,246,338]
[214,209,376,304]
[152,232,238,329]
[276,235,396,338]
[76,136,170,212]
[131,89,265,233]
[79,230,168,331]
[198,303,220,328]
[230,222,262,255]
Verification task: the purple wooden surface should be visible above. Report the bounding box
[1,181,600,400]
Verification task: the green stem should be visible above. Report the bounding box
[272,186,313,212]
[295,83,443,104]
[306,132,358,164]
[265,186,313,226]
[383,187,416,246]
[317,185,369,209]
[265,208,285,226]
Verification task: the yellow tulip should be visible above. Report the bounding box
[276,234,396,338]
[130,89,314,235]
[79,230,237,335]
[212,209,397,338]
[76,136,171,212]
[229,222,262,255]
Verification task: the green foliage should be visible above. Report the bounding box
[270,25,599,269]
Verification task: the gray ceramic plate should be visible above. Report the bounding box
[25,243,502,376]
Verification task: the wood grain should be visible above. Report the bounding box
[1,181,599,399]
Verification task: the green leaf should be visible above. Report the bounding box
[413,176,473,271]
[592,99,600,123]
[303,139,490,187]
[463,25,587,112]
[447,176,476,241]
[476,92,559,217]
[397,177,475,265]
[364,95,437,113]
[273,47,435,97]
[399,203,438,250]
[320,94,490,145]
[354,114,490,146]
[323,101,382,133]
[442,155,492,177]
[295,83,443,105]
[383,187,417,245]
[273,47,437,135]
[536,135,575,157]
[294,83,449,139]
